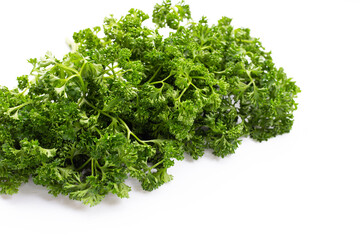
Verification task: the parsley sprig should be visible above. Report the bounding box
[0,0,300,206]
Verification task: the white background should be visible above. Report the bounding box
[0,0,359,239]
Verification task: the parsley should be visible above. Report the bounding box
[0,0,300,206]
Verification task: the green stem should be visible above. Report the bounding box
[176,85,189,101]
[83,99,145,144]
[146,66,162,83]
[101,64,119,76]
[130,132,146,144]
[191,76,206,80]
[76,158,91,171]
[151,82,164,90]
[19,86,30,96]
[15,101,32,110]
[96,161,105,181]
[118,69,132,75]
[241,39,254,43]
[246,70,257,88]
[79,61,88,76]
[175,74,202,101]
[118,117,132,139]
[143,139,166,144]
[84,99,114,120]
[66,74,79,83]
[149,159,164,171]
[201,45,212,51]
[149,72,172,86]
[190,82,199,90]
[56,63,86,99]
[77,74,86,94]
[6,101,32,115]
[94,127,102,137]
[56,63,78,75]
[103,68,133,81]
[110,63,117,79]
[70,156,74,168]
[246,51,254,57]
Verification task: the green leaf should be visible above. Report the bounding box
[111,183,131,198]
[39,147,57,158]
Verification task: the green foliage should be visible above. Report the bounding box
[0,0,300,206]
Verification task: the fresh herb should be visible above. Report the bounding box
[0,0,300,206]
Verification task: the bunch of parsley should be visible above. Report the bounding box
[0,0,300,206]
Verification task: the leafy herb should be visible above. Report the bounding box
[0,0,300,206]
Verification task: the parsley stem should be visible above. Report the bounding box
[15,101,32,110]
[66,74,79,82]
[79,61,88,76]
[56,63,78,75]
[245,70,257,89]
[241,39,254,43]
[6,101,32,115]
[101,64,120,76]
[110,63,117,78]
[19,87,30,96]
[190,82,199,90]
[70,157,74,168]
[146,66,162,83]
[96,161,105,181]
[56,63,86,99]
[130,132,146,144]
[143,139,166,144]
[94,127,102,137]
[149,72,172,85]
[83,99,146,144]
[149,159,164,170]
[246,51,254,57]
[119,69,133,75]
[176,86,188,101]
[190,76,206,80]
[176,77,201,101]
[76,158,92,171]
[84,99,113,119]
[117,117,132,139]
